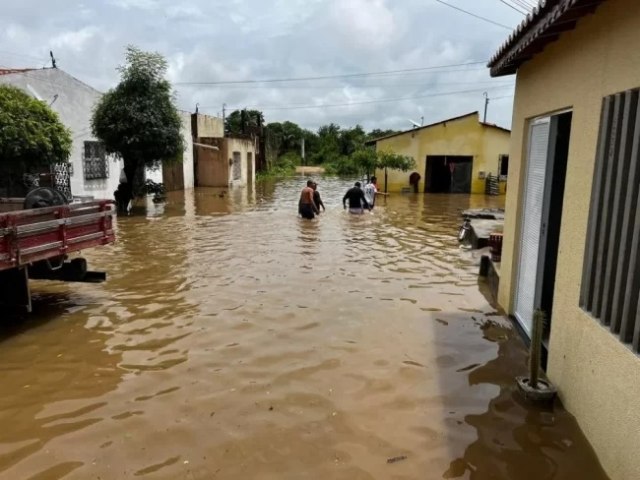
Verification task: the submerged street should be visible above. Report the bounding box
[0,177,607,479]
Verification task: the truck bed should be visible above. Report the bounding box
[0,199,116,272]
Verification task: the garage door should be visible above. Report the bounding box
[514,117,550,335]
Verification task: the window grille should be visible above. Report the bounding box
[581,88,640,353]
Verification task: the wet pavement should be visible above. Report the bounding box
[0,177,609,479]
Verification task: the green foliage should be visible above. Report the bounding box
[377,150,416,171]
[365,128,400,142]
[323,156,358,176]
[225,109,264,135]
[351,148,378,176]
[0,84,72,171]
[260,115,404,178]
[135,179,166,199]
[91,45,184,183]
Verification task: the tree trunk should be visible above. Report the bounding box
[384,167,388,193]
[115,158,138,213]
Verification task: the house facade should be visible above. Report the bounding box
[191,113,256,188]
[368,112,510,194]
[0,68,122,201]
[489,0,640,478]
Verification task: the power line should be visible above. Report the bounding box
[174,61,488,86]
[434,0,513,30]
[211,86,514,112]
[208,80,515,90]
[511,0,535,12]
[491,94,515,100]
[497,0,527,15]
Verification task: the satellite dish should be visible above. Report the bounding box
[23,187,68,209]
[409,119,421,128]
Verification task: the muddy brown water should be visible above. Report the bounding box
[0,177,608,480]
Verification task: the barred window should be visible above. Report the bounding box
[580,88,640,353]
[83,141,108,180]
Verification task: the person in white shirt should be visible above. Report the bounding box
[363,176,387,209]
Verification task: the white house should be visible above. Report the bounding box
[0,68,122,201]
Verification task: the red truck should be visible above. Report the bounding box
[0,195,116,312]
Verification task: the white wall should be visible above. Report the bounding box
[180,111,195,189]
[0,68,122,200]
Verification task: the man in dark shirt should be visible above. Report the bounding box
[343,182,370,214]
[312,182,325,213]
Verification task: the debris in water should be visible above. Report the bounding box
[402,360,425,368]
[387,455,408,464]
[269,406,274,411]
[435,318,449,326]
[456,363,481,373]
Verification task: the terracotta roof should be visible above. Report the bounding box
[365,112,510,145]
[0,68,35,76]
[488,0,606,77]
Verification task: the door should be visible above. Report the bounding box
[425,155,473,193]
[515,118,551,334]
[232,152,242,181]
[514,113,572,335]
[247,152,253,183]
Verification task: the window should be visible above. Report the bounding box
[499,154,509,179]
[580,88,640,353]
[83,141,108,180]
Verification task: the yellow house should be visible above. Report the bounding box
[489,0,640,478]
[367,112,510,194]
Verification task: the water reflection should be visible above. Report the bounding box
[0,177,608,479]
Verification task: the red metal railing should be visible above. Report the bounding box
[0,200,115,271]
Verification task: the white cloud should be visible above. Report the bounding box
[330,0,397,49]
[0,0,521,130]
[50,26,100,53]
[109,0,157,9]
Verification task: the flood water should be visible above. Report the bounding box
[0,177,608,480]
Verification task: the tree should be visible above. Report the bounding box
[0,85,72,194]
[377,150,416,193]
[92,46,184,210]
[225,109,264,135]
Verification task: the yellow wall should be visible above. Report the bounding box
[498,0,640,478]
[373,113,510,193]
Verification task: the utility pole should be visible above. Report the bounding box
[483,92,489,123]
[301,137,306,166]
[222,103,227,137]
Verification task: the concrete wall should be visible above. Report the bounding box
[497,0,640,477]
[374,113,510,193]
[194,114,223,138]
[196,138,226,187]
[0,69,122,200]
[226,136,256,187]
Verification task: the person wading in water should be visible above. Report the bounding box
[312,182,325,213]
[299,180,319,219]
[343,181,371,214]
[363,176,387,209]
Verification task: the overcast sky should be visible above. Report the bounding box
[0,0,526,132]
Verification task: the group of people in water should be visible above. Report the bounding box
[298,177,387,219]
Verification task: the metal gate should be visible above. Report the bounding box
[51,163,72,201]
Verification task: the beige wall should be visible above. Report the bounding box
[498,0,640,478]
[374,114,510,193]
[225,137,256,187]
[195,114,224,138]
